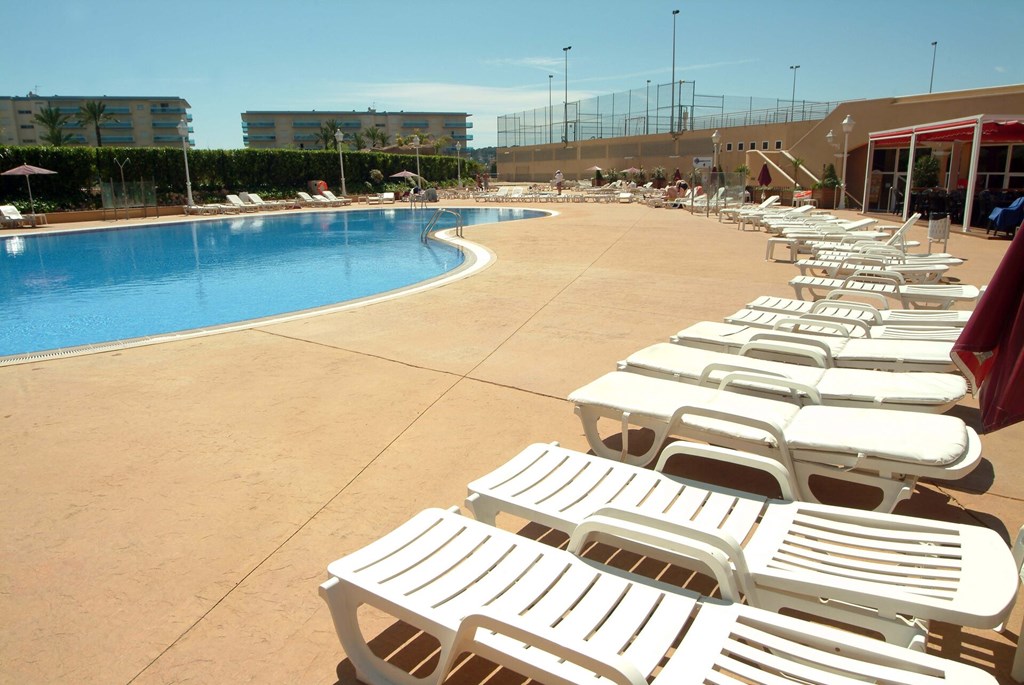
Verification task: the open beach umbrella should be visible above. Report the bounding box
[622,167,642,175]
[951,230,1024,432]
[2,163,56,216]
[584,165,602,172]
[390,170,426,185]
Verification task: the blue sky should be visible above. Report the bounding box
[3,0,1021,150]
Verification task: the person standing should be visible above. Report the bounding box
[555,169,564,195]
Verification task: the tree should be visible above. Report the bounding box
[434,134,453,154]
[365,127,389,148]
[33,106,73,146]
[350,130,366,150]
[77,101,117,147]
[914,155,940,188]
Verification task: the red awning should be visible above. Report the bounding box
[870,115,1024,147]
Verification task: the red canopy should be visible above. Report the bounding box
[951,230,1024,432]
[870,115,1024,148]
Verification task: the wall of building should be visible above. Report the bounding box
[497,85,1024,205]
[0,95,192,148]
[241,110,473,150]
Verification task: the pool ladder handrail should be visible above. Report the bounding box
[421,209,463,242]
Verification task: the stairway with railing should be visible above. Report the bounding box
[420,209,464,243]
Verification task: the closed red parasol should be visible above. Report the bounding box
[951,230,1024,431]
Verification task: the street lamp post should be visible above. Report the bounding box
[709,129,721,218]
[412,134,421,182]
[789,65,800,122]
[839,114,854,210]
[929,41,938,93]
[645,79,650,135]
[176,118,193,207]
[562,46,571,144]
[333,129,347,197]
[671,9,679,132]
[456,141,462,188]
[548,74,553,144]
[826,128,841,207]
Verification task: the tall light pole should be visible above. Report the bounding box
[789,65,800,122]
[548,74,553,144]
[671,9,680,131]
[412,134,421,183]
[929,41,938,93]
[826,128,840,207]
[455,141,462,188]
[176,117,193,207]
[839,114,854,210]
[645,79,651,135]
[711,129,721,172]
[333,129,347,196]
[562,46,571,144]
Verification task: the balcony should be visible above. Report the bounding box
[293,121,322,128]
[151,106,186,115]
[444,121,472,128]
[100,122,134,129]
[453,134,474,141]
[242,121,275,129]
[402,121,429,128]
[154,135,191,143]
[340,121,361,128]
[104,135,135,143]
[247,134,276,142]
[293,134,318,142]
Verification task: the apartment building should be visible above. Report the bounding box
[241,109,473,151]
[0,94,192,147]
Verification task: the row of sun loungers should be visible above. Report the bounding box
[318,208,1022,683]
[185,190,353,215]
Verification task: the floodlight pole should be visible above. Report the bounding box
[548,74,553,144]
[645,79,650,135]
[456,141,462,188]
[562,46,571,144]
[176,118,193,207]
[929,41,938,93]
[334,129,347,196]
[671,9,679,131]
[789,65,800,122]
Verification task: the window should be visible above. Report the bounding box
[20,124,34,129]
[750,142,756,151]
[137,104,144,110]
[738,142,744,151]
[726,143,733,151]
[17,109,31,114]
[775,140,783,150]
[761,141,769,150]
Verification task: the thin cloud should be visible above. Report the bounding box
[482,56,563,72]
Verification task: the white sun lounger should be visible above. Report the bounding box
[746,293,975,327]
[320,507,997,685]
[672,320,958,374]
[723,308,963,341]
[465,441,1018,650]
[621,342,966,412]
[568,371,981,511]
[790,271,981,309]
[795,257,949,284]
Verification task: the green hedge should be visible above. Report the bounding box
[0,145,482,211]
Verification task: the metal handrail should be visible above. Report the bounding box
[421,209,463,243]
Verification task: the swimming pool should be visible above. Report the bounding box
[0,207,546,359]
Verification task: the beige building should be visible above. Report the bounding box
[0,94,192,147]
[497,84,1024,225]
[241,109,473,151]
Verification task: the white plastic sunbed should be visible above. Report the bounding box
[568,371,981,511]
[672,320,958,374]
[790,271,981,309]
[320,507,998,685]
[621,342,966,411]
[465,441,1018,650]
[746,292,975,327]
[722,308,964,341]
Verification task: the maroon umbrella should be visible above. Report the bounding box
[757,163,772,187]
[951,230,1024,431]
[1,163,56,217]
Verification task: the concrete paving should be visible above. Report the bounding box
[1,200,1021,684]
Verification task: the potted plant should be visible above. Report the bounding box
[594,169,604,187]
[652,166,667,188]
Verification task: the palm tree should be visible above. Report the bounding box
[434,134,454,154]
[350,130,366,150]
[33,106,73,146]
[365,127,389,148]
[77,101,117,147]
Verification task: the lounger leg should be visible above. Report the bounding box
[575,406,665,466]
[792,462,915,513]
[320,577,439,685]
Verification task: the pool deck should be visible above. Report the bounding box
[1,200,1021,684]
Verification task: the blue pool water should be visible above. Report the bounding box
[0,207,545,357]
